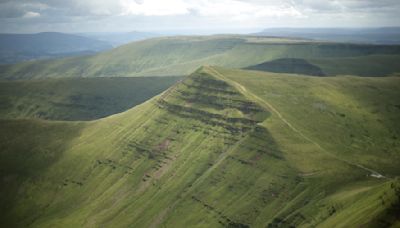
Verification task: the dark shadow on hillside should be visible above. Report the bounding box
[245,58,326,76]
[0,119,84,227]
[0,76,182,121]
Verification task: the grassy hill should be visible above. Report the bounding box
[1,36,400,79]
[80,31,160,47]
[255,27,400,45]
[0,76,181,120]
[1,66,399,227]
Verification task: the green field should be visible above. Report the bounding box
[1,36,400,79]
[1,66,399,227]
[0,76,181,120]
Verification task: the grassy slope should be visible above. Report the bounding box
[1,36,400,79]
[0,76,181,120]
[215,67,400,175]
[0,119,85,227]
[0,67,399,227]
[309,54,400,77]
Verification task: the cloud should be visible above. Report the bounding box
[0,0,305,18]
[2,0,399,18]
[117,0,304,19]
[0,1,47,18]
[292,0,400,14]
[23,11,41,18]
[189,0,303,19]
[120,0,190,16]
[0,0,399,33]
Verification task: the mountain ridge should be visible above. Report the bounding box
[1,66,399,227]
[1,35,400,79]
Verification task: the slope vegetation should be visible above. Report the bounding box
[1,36,400,79]
[0,76,181,120]
[1,67,399,227]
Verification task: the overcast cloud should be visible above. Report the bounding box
[0,0,399,33]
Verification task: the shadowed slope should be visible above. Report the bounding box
[0,119,85,227]
[245,58,326,76]
[0,76,181,120]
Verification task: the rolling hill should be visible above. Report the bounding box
[0,32,112,64]
[1,66,399,227]
[1,35,400,79]
[0,76,181,120]
[255,27,400,45]
[80,31,160,47]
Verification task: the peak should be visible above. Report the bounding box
[189,66,224,82]
[196,65,211,71]
[195,65,220,73]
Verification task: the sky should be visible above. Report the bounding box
[0,0,400,34]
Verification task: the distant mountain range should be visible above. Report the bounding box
[3,28,400,65]
[0,32,112,64]
[2,35,399,80]
[79,31,160,47]
[254,27,400,44]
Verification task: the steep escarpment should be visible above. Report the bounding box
[1,67,399,227]
[0,67,273,227]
